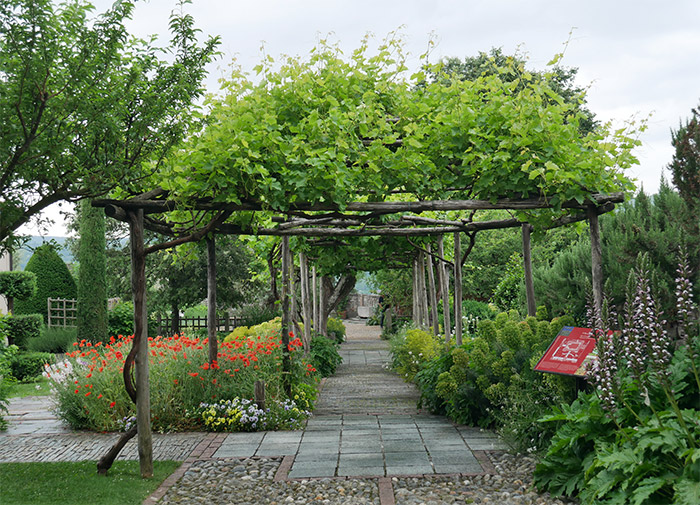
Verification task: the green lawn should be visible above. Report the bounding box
[8,377,52,398]
[0,460,181,505]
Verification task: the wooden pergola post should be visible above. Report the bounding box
[206,236,218,364]
[426,244,439,336]
[454,232,463,346]
[299,252,312,353]
[437,236,451,342]
[522,223,536,317]
[312,266,319,334]
[588,206,604,321]
[280,236,292,397]
[129,209,153,478]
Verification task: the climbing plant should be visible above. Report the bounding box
[156,35,642,228]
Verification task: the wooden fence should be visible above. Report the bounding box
[47,298,77,328]
[47,297,242,334]
[156,314,244,335]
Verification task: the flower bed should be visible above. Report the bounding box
[44,330,318,432]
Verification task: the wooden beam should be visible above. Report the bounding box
[522,224,536,317]
[93,192,624,214]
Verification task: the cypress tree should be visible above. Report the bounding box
[77,199,108,341]
[14,244,77,321]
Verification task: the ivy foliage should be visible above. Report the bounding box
[161,35,641,226]
[14,244,77,321]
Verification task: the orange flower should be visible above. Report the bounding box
[188,372,198,377]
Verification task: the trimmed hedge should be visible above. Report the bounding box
[0,271,36,301]
[9,351,54,381]
[6,314,43,349]
[14,244,76,321]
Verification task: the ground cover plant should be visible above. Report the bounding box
[0,460,180,505]
[534,254,700,504]
[45,323,318,433]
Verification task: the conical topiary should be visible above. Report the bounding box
[14,244,77,322]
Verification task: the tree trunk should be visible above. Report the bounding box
[207,236,218,365]
[266,243,280,307]
[454,232,463,346]
[130,209,153,478]
[170,299,179,336]
[320,274,356,338]
[281,236,292,397]
[522,224,536,317]
[412,257,419,327]
[437,236,451,342]
[426,244,440,336]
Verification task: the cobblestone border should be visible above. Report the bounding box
[143,433,226,504]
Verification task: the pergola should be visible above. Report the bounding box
[91,187,620,476]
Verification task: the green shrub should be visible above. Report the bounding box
[0,271,36,302]
[14,244,76,321]
[9,351,54,381]
[26,327,77,353]
[326,317,346,343]
[6,314,43,349]
[309,335,343,377]
[462,299,497,335]
[238,304,280,327]
[0,343,18,429]
[390,327,441,381]
[107,301,133,337]
[416,311,577,451]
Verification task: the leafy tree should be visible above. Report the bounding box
[0,271,36,314]
[0,0,219,251]
[535,183,700,321]
[76,199,107,342]
[429,48,598,135]
[669,102,700,213]
[14,244,77,321]
[148,237,259,334]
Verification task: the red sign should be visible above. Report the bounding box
[535,326,598,377]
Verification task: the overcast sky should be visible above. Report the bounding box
[22,0,700,236]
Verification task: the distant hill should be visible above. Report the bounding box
[13,236,73,271]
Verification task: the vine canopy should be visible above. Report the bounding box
[150,36,642,226]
